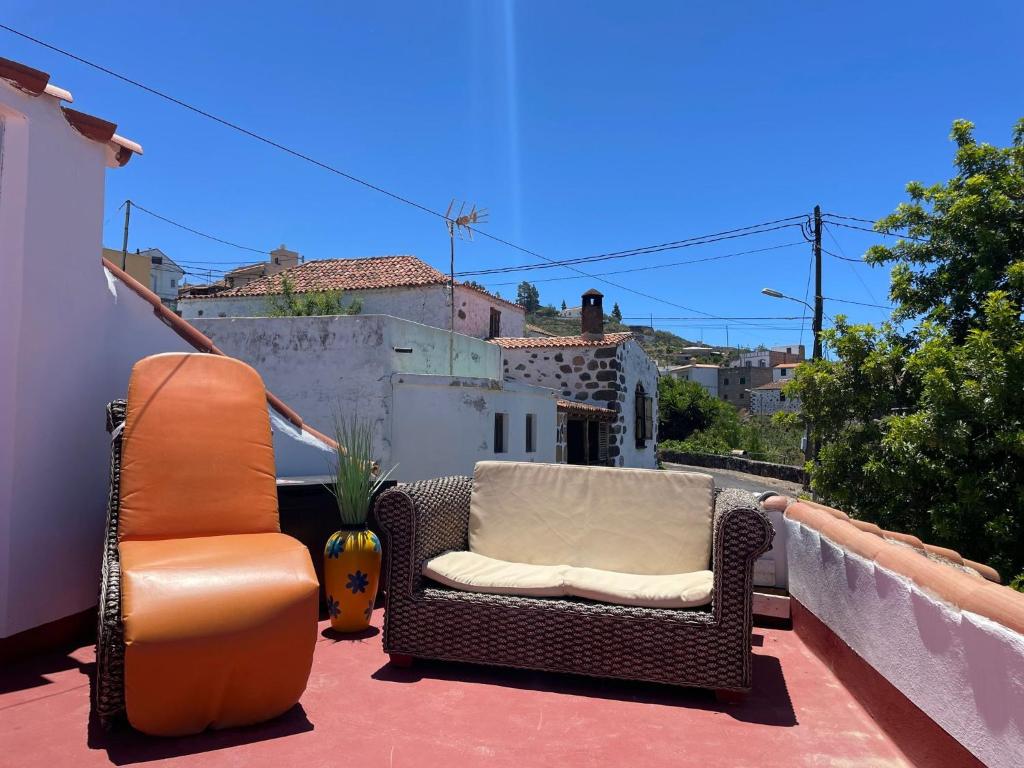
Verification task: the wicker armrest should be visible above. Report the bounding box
[95,399,127,727]
[375,476,472,597]
[711,488,774,614]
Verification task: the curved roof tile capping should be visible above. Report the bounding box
[491,331,636,350]
[763,495,1024,635]
[0,55,142,166]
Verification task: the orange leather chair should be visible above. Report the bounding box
[95,353,319,736]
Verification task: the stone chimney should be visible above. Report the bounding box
[580,288,605,340]
[270,244,300,269]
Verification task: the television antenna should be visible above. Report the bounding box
[445,200,489,374]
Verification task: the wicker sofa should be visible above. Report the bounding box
[375,461,774,694]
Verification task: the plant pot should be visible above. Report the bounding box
[324,524,382,632]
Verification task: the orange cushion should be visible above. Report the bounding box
[118,353,280,540]
[121,533,319,736]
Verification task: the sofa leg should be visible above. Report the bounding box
[714,689,747,704]
[389,653,415,668]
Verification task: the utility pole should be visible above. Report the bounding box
[805,204,824,468]
[120,199,132,270]
[812,204,822,362]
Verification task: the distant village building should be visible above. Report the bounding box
[179,255,525,339]
[223,244,301,289]
[663,363,719,398]
[495,289,658,469]
[750,363,803,415]
[736,344,805,368]
[99,247,184,309]
[558,305,582,319]
[718,365,773,407]
[675,346,715,363]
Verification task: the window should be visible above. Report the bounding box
[488,308,501,339]
[759,360,766,367]
[781,368,788,376]
[493,412,508,453]
[740,377,746,385]
[634,384,654,447]
[525,413,536,453]
[780,392,787,402]
[724,377,730,385]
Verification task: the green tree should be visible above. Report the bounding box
[561,299,567,311]
[516,281,541,313]
[789,119,1024,582]
[611,302,623,323]
[267,275,362,317]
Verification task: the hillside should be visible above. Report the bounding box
[525,312,735,366]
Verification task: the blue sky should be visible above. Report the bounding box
[5,1,1023,348]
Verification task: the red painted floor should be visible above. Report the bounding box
[1,611,914,768]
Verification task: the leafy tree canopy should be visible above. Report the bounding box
[789,119,1024,583]
[611,302,623,323]
[267,275,362,317]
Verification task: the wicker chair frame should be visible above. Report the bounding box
[95,399,127,727]
[375,478,773,692]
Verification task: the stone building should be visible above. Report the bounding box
[750,381,802,415]
[493,289,659,468]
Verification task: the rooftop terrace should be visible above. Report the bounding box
[0,609,957,768]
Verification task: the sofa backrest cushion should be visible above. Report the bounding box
[469,462,714,574]
[118,353,280,540]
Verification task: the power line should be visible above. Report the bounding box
[823,219,929,242]
[621,315,805,321]
[823,296,895,310]
[130,202,268,254]
[481,241,806,287]
[456,219,808,276]
[822,212,879,224]
[824,222,881,304]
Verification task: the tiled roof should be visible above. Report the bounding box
[186,254,524,311]
[491,331,635,350]
[755,381,787,390]
[1,56,142,166]
[775,363,800,368]
[556,399,617,421]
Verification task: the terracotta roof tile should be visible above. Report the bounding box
[491,331,635,350]
[556,399,617,421]
[187,254,523,312]
[755,381,787,390]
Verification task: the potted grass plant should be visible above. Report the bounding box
[324,414,395,632]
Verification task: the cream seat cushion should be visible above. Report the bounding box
[469,462,715,575]
[424,551,713,609]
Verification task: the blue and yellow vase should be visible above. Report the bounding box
[324,524,382,632]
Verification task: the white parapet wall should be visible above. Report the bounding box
[785,511,1024,768]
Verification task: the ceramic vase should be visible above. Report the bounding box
[324,524,382,632]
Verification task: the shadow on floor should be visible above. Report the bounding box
[320,625,381,643]
[83,661,313,765]
[371,650,797,728]
[0,648,84,695]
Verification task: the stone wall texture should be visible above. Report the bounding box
[659,449,808,484]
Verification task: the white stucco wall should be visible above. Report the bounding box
[390,374,556,481]
[500,338,658,468]
[180,282,525,340]
[786,517,1024,768]
[0,80,332,638]
[667,365,719,397]
[193,314,548,481]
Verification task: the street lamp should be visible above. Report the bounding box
[761,287,819,469]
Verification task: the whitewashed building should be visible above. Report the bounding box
[495,289,659,468]
[193,314,557,482]
[662,363,719,398]
[0,55,333,642]
[179,254,526,340]
[145,248,185,307]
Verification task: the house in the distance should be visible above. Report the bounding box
[663,363,719,398]
[99,246,184,309]
[179,254,525,339]
[495,289,658,468]
[750,362,803,415]
[736,344,805,368]
[223,244,301,289]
